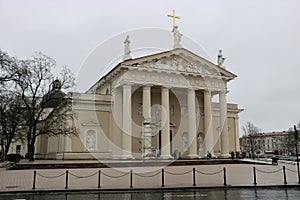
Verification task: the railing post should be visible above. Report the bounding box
[161,168,165,187]
[65,170,69,189]
[32,170,36,190]
[130,169,133,188]
[223,167,227,186]
[253,167,257,185]
[193,168,196,186]
[283,166,287,185]
[98,170,101,188]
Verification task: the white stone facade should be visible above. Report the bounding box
[32,48,242,160]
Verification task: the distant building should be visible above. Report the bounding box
[240,131,295,155]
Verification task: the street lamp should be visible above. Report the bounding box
[294,125,300,183]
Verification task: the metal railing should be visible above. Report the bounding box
[30,165,299,190]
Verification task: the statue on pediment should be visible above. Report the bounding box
[123,35,132,61]
[172,26,182,48]
[217,49,226,66]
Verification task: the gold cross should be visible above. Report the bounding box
[167,10,180,27]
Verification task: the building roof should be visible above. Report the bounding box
[242,131,292,138]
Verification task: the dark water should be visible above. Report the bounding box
[0,188,300,200]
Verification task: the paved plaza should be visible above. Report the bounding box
[0,160,299,192]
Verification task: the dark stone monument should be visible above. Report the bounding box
[41,79,65,108]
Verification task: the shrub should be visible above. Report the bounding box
[6,154,23,162]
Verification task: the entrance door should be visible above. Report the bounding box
[158,130,173,156]
[170,130,173,154]
[158,131,162,156]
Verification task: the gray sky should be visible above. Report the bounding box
[1,0,300,134]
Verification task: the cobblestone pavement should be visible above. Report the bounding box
[0,162,299,192]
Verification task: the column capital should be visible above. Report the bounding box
[161,87,170,92]
[143,84,153,87]
[111,86,123,93]
[161,86,172,90]
[188,88,196,92]
[122,83,132,87]
[143,85,152,92]
[219,90,229,95]
[204,90,211,94]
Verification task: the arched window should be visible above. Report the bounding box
[106,88,109,95]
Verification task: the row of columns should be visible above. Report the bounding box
[117,84,230,159]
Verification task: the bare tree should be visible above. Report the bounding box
[242,121,261,157]
[12,52,75,161]
[0,50,20,84]
[0,50,25,160]
[243,121,260,136]
[287,122,300,153]
[0,92,25,160]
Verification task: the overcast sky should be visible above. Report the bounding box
[1,0,300,134]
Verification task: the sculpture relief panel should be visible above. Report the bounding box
[138,56,221,76]
[110,56,226,91]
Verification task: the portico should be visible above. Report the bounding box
[109,65,233,159]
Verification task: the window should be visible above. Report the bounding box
[16,145,21,155]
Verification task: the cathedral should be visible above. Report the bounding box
[14,12,243,160]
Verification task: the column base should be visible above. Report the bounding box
[219,153,230,158]
[187,154,200,159]
[121,154,135,160]
[111,155,123,159]
[206,153,217,159]
[159,155,174,160]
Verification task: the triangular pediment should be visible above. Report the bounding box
[87,48,237,93]
[121,48,236,79]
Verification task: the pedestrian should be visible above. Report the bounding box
[231,151,235,159]
[207,151,212,160]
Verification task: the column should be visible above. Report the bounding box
[112,88,123,159]
[143,85,152,157]
[204,90,214,156]
[188,89,198,158]
[220,91,230,157]
[143,85,151,121]
[160,87,172,159]
[122,84,133,159]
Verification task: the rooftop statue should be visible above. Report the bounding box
[217,49,226,67]
[172,26,182,49]
[123,35,132,61]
